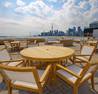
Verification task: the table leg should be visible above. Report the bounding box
[48,63,58,86]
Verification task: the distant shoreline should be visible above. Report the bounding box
[0,35,88,41]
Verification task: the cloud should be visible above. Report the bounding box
[48,0,67,3]
[79,1,89,9]
[0,17,38,36]
[89,0,98,8]
[0,15,51,36]
[15,0,54,18]
[40,0,98,30]
[0,0,98,36]
[4,1,13,8]
[48,0,58,3]
[16,0,26,7]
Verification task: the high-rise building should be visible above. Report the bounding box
[89,21,98,29]
[77,26,83,36]
[84,21,98,37]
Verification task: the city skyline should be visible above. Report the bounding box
[0,0,98,36]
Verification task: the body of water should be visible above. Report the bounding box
[0,35,87,41]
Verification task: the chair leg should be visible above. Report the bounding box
[38,89,43,94]
[73,86,78,94]
[8,87,12,94]
[91,75,95,90]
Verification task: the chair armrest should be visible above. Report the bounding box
[0,59,24,63]
[90,62,98,66]
[10,52,20,55]
[56,64,81,78]
[40,64,52,83]
[75,55,90,62]
[75,54,90,56]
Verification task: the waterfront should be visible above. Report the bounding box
[0,36,87,40]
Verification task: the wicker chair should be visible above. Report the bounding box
[19,40,28,50]
[56,62,98,94]
[0,48,23,66]
[4,41,13,52]
[0,64,52,94]
[70,45,96,65]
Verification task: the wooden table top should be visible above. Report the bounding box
[20,46,75,62]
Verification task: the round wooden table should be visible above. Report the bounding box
[20,46,75,84]
[20,45,75,62]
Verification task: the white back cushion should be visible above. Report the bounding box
[81,46,94,59]
[0,49,11,61]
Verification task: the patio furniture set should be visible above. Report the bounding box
[0,38,98,94]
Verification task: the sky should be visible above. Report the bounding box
[0,0,98,36]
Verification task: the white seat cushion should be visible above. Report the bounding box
[7,61,22,66]
[57,65,91,83]
[13,80,38,89]
[12,69,44,89]
[0,49,11,61]
[38,70,44,78]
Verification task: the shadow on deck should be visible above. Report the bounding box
[0,72,98,94]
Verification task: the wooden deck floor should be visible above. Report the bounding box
[0,44,98,94]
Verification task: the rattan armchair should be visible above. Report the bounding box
[4,41,13,52]
[19,40,28,49]
[71,45,96,65]
[0,64,52,94]
[56,62,98,94]
[0,48,23,66]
